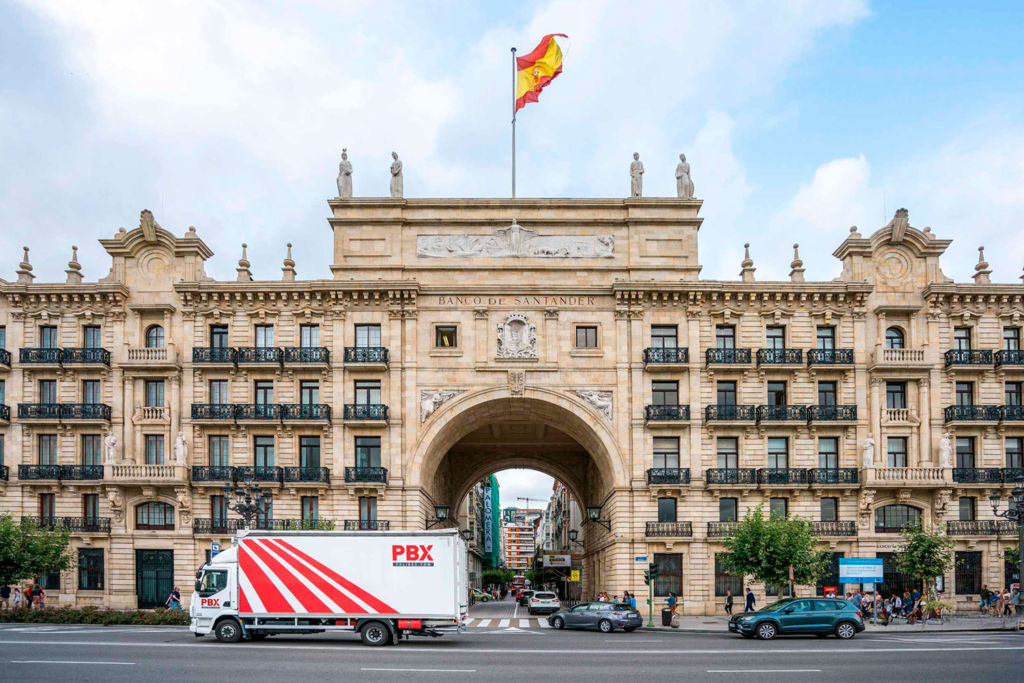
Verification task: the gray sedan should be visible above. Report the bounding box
[548,602,642,633]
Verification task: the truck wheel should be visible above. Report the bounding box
[360,620,392,647]
[214,619,242,643]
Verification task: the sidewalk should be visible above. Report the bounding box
[641,614,1024,634]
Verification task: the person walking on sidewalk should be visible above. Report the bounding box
[724,589,734,615]
[0,584,10,611]
[667,592,677,617]
[979,584,991,613]
[744,587,755,612]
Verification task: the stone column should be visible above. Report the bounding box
[919,378,931,465]
[169,374,181,441]
[870,377,882,462]
[124,374,135,463]
[543,308,558,362]
[687,315,703,478]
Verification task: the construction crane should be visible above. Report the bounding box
[516,496,542,511]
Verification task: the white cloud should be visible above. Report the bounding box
[494,469,556,511]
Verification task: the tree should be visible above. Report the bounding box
[894,524,955,597]
[481,568,514,587]
[719,505,830,592]
[0,514,74,586]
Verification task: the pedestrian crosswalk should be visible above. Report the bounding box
[463,617,551,629]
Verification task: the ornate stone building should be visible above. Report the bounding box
[0,196,1021,613]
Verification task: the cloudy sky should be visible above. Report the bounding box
[3,1,1023,506]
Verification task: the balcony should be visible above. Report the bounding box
[864,467,949,486]
[59,465,104,480]
[283,346,330,364]
[706,468,757,485]
[756,405,807,422]
[343,404,389,422]
[645,521,693,537]
[707,521,737,537]
[995,349,1024,368]
[807,349,854,366]
[953,468,1004,484]
[235,403,285,421]
[757,348,803,366]
[644,404,690,422]
[345,466,388,484]
[234,466,284,483]
[126,346,178,365]
[757,468,809,485]
[646,468,691,485]
[282,404,331,421]
[18,403,111,421]
[191,466,237,483]
[135,406,169,423]
[643,347,689,367]
[944,349,994,367]
[193,518,245,535]
[107,464,186,482]
[807,404,857,422]
[18,403,61,419]
[0,348,10,367]
[19,347,62,364]
[705,404,755,422]
[999,405,1024,422]
[344,347,389,366]
[946,520,1016,535]
[344,519,391,531]
[808,468,859,485]
[192,346,237,364]
[0,404,9,422]
[18,464,61,480]
[882,408,918,425]
[0,465,7,481]
[191,404,235,421]
[813,521,857,536]
[871,347,929,370]
[236,346,283,364]
[283,467,330,484]
[1004,467,1024,482]
[61,347,111,365]
[705,348,751,365]
[23,517,111,533]
[944,405,999,423]
[246,518,336,531]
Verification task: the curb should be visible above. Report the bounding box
[638,625,1020,635]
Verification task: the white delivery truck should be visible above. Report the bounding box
[189,528,467,646]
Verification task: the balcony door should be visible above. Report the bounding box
[82,380,101,405]
[359,496,378,528]
[254,436,274,467]
[355,437,381,469]
[300,436,320,469]
[355,324,381,348]
[300,324,320,348]
[209,435,230,467]
[651,381,678,406]
[39,379,57,405]
[354,381,381,405]
[82,435,101,466]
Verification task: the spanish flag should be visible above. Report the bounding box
[515,33,567,112]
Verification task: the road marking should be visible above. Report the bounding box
[362,668,476,673]
[11,660,136,665]
[537,619,550,628]
[498,619,509,628]
[519,619,530,627]
[477,619,491,627]
[708,670,822,674]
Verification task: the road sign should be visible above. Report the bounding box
[634,556,648,562]
[211,541,221,558]
[569,569,580,582]
[788,564,794,581]
[839,558,884,583]
[543,554,571,567]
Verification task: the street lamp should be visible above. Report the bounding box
[568,529,584,549]
[582,505,611,532]
[222,478,273,531]
[426,504,451,529]
[989,474,1024,604]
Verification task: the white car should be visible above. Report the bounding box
[528,591,561,615]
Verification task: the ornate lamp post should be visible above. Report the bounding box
[989,475,1024,608]
[223,478,273,531]
[426,504,451,530]
[568,528,584,549]
[583,505,611,532]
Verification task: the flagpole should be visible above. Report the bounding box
[511,46,517,199]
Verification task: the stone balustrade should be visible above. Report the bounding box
[127,346,176,363]
[864,466,949,485]
[108,464,186,481]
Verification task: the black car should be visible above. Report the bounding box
[517,590,534,606]
[728,598,865,639]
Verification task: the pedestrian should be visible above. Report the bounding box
[979,584,991,613]
[744,587,755,612]
[1001,588,1012,617]
[724,589,734,615]
[165,586,182,611]
[667,591,677,617]
[852,590,862,610]
[627,591,637,610]
[1011,586,1021,616]
[11,584,22,610]
[0,584,10,611]
[30,583,43,609]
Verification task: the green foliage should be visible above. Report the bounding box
[1004,547,1019,566]
[482,568,514,586]
[0,607,189,626]
[719,505,830,589]
[894,525,954,594]
[0,514,74,586]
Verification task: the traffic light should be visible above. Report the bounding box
[643,569,650,586]
[649,562,659,582]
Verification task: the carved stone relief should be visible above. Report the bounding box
[572,390,613,420]
[497,312,537,359]
[420,389,463,422]
[417,221,613,258]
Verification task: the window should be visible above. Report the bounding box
[885,327,905,349]
[765,325,785,350]
[145,325,165,349]
[144,435,164,465]
[301,496,319,523]
[136,502,175,530]
[299,324,320,347]
[435,325,458,348]
[953,327,972,351]
[254,325,274,348]
[355,380,381,405]
[818,437,839,469]
[770,497,788,518]
[817,381,837,406]
[300,380,319,405]
[0,325,5,348]
[716,381,736,406]
[355,437,381,468]
[39,379,56,404]
[209,380,229,405]
[886,382,906,409]
[356,324,382,348]
[651,325,677,348]
[767,437,788,468]
[719,498,738,522]
[0,379,4,405]
[874,504,921,532]
[657,497,677,523]
[653,553,682,597]
[83,325,101,348]
[575,326,598,349]
[887,437,908,468]
[820,497,838,522]
[39,325,58,348]
[715,554,742,597]
[254,380,274,405]
[82,379,101,404]
[816,326,835,350]
[38,434,58,465]
[651,381,678,406]
[1003,328,1021,351]
[955,551,982,595]
[715,325,735,349]
[256,497,273,528]
[767,381,787,406]
[716,437,738,469]
[0,433,4,468]
[78,549,104,590]
[145,380,165,408]
[81,435,101,466]
[1005,382,1022,406]
[959,496,976,521]
[83,493,99,520]
[300,436,320,469]
[254,436,274,467]
[955,381,974,406]
[652,437,679,469]
[211,495,228,525]
[359,496,378,526]
[955,437,975,469]
[1007,437,1023,469]
[39,492,55,519]
[210,325,229,348]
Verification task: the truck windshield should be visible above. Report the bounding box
[198,570,227,596]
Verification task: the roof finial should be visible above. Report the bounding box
[65,245,83,284]
[740,242,756,282]
[281,242,296,281]
[789,243,805,282]
[236,243,252,282]
[16,246,34,284]
[973,245,991,284]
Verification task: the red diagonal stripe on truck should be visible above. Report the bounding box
[273,539,397,613]
[262,538,366,613]
[239,543,293,613]
[239,585,252,614]
[246,539,333,614]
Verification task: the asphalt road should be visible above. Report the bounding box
[1,619,1022,682]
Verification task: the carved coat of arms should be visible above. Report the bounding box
[497,311,537,359]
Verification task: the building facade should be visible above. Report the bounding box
[0,196,1021,614]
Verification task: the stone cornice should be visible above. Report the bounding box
[923,282,1024,316]
[0,282,130,312]
[174,280,419,312]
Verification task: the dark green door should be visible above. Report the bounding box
[136,549,174,609]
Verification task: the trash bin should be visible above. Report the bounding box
[661,608,672,626]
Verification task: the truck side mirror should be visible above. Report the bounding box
[195,570,202,580]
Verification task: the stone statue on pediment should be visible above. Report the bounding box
[630,152,644,198]
[675,154,694,199]
[390,151,403,198]
[336,148,353,198]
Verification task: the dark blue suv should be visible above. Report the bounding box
[728,598,865,639]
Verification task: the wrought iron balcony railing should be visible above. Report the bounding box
[705,348,751,364]
[705,468,757,485]
[705,404,755,421]
[22,516,111,533]
[345,466,388,483]
[18,403,61,419]
[643,347,689,364]
[946,520,1016,535]
[236,346,284,364]
[191,403,235,420]
[757,468,809,485]
[756,405,807,422]
[19,347,62,364]
[59,465,104,480]
[192,518,245,534]
[944,405,999,422]
[807,348,854,365]
[0,348,10,366]
[646,468,691,485]
[953,468,1004,484]
[707,521,738,537]
[191,466,237,482]
[1003,467,1024,481]
[343,404,389,421]
[235,403,284,420]
[944,349,994,367]
[808,468,859,485]
[247,518,336,531]
[283,403,331,420]
[995,349,1024,367]
[999,405,1024,421]
[0,404,9,421]
[807,404,857,422]
[61,403,111,420]
[192,347,237,363]
[757,348,804,365]
[18,464,61,480]
[283,467,330,483]
[344,519,391,531]
[813,521,857,536]
[344,347,390,364]
[61,347,111,365]
[644,404,690,421]
[282,346,330,364]
[233,465,283,483]
[0,465,7,481]
[645,521,693,537]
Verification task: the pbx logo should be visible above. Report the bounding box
[200,598,220,607]
[392,544,435,567]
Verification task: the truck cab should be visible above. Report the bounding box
[190,546,238,639]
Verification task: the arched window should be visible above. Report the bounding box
[145,325,165,349]
[136,502,175,530]
[885,327,905,350]
[874,504,921,533]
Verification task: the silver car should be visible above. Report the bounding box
[548,602,643,633]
